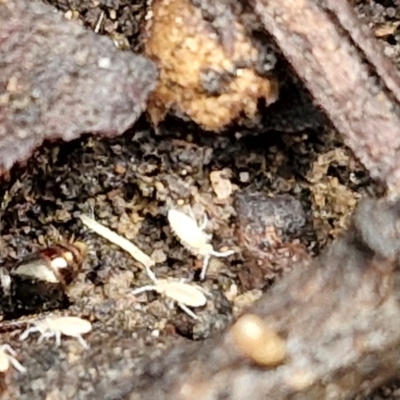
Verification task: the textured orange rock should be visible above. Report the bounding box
[144,0,278,131]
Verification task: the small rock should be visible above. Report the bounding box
[0,0,157,172]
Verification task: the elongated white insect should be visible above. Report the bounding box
[154,280,207,308]
[0,345,26,373]
[79,214,155,270]
[167,209,234,279]
[19,316,92,349]
[132,265,207,320]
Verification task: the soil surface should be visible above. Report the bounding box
[1,0,399,398]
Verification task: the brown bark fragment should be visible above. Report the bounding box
[252,0,400,195]
[0,0,157,172]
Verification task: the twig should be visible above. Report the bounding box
[252,0,400,196]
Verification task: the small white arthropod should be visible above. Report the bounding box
[79,214,155,270]
[167,209,235,280]
[132,269,207,320]
[19,316,92,350]
[0,345,26,374]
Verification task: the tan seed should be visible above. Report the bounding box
[230,314,286,367]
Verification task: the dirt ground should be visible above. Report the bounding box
[1,0,400,398]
